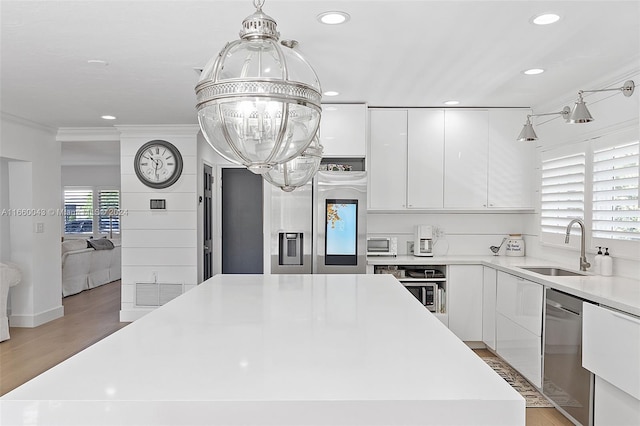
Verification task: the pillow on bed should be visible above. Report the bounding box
[87,238,115,250]
[61,239,89,254]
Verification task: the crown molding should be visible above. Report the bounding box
[56,127,121,142]
[1,111,56,134]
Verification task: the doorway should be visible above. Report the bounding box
[203,164,213,281]
[221,168,263,274]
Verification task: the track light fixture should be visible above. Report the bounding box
[517,106,571,141]
[569,80,635,123]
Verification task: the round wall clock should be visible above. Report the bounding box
[134,140,183,189]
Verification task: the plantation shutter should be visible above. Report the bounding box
[592,141,640,241]
[98,190,120,234]
[541,153,586,235]
[64,188,93,233]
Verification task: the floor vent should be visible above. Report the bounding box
[135,283,184,307]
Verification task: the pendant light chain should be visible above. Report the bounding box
[253,0,265,10]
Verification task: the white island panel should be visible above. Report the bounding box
[1,274,524,425]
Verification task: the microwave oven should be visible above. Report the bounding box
[367,237,398,256]
[401,282,438,312]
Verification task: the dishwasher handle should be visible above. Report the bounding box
[547,299,581,316]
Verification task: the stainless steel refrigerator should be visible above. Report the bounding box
[270,171,367,274]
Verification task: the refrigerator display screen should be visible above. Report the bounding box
[325,199,358,265]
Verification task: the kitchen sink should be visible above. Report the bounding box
[519,266,586,277]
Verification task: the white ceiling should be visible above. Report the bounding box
[2,0,639,131]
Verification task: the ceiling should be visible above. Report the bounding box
[2,0,639,132]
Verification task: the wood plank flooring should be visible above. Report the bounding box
[1,281,574,425]
[0,280,127,395]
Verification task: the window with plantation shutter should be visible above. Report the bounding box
[541,153,586,235]
[592,141,639,241]
[98,190,120,235]
[64,188,93,234]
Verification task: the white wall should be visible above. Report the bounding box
[526,72,640,279]
[61,165,120,187]
[368,212,531,256]
[118,125,199,322]
[0,158,11,262]
[0,114,63,327]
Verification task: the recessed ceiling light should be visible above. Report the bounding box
[317,11,350,25]
[523,68,545,75]
[323,91,339,97]
[87,59,109,66]
[532,13,560,25]
[101,115,116,120]
[444,100,460,105]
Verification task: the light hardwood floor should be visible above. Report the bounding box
[1,281,574,425]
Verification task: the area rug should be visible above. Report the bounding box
[482,357,553,408]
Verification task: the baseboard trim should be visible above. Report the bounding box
[10,305,64,328]
[119,308,154,322]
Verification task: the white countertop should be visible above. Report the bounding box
[1,274,524,425]
[368,255,640,317]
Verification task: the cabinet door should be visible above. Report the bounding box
[496,271,543,336]
[496,312,542,388]
[369,109,407,210]
[482,267,497,350]
[594,376,640,426]
[448,265,483,341]
[320,104,366,157]
[407,109,445,209]
[487,109,534,208]
[444,110,489,208]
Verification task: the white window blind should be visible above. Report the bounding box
[541,153,585,234]
[64,189,93,234]
[592,141,640,241]
[98,190,120,234]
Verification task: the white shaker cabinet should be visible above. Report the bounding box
[495,271,543,388]
[583,303,640,425]
[487,109,534,208]
[406,109,445,209]
[369,109,407,210]
[482,266,497,350]
[443,110,489,209]
[448,265,483,342]
[320,104,367,157]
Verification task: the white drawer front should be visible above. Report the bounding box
[496,312,542,388]
[583,303,640,400]
[496,272,543,336]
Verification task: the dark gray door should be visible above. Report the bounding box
[221,168,263,274]
[203,164,213,280]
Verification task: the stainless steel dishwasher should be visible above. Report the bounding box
[544,288,594,426]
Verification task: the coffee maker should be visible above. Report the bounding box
[414,225,434,257]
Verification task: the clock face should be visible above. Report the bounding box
[134,140,183,189]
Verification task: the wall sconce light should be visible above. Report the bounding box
[569,80,635,123]
[517,106,571,141]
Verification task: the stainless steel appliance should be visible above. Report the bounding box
[270,170,367,274]
[544,288,594,426]
[402,282,438,312]
[367,237,398,257]
[414,225,434,257]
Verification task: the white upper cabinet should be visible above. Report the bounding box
[443,109,489,209]
[407,109,445,209]
[369,109,408,210]
[487,109,534,209]
[319,104,367,157]
[368,108,534,211]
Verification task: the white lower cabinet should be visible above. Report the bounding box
[482,267,497,350]
[495,271,543,388]
[448,265,483,342]
[496,313,542,388]
[583,303,640,425]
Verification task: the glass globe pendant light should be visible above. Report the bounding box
[263,133,323,192]
[195,0,322,174]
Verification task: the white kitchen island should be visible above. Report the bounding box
[1,274,524,425]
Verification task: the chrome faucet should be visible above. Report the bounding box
[565,219,590,271]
